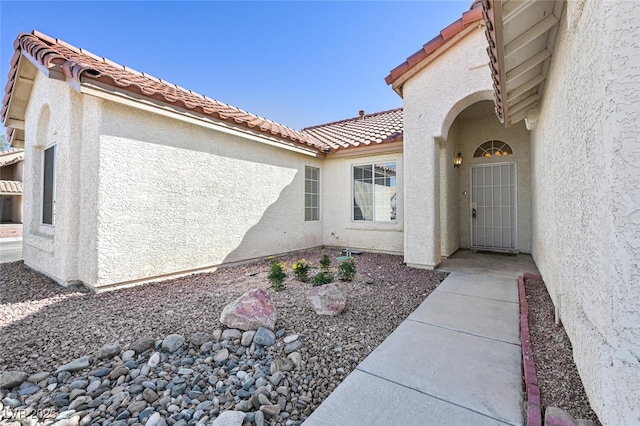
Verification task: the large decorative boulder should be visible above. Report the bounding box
[220,289,277,331]
[307,283,346,316]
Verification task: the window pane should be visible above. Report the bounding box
[305,166,319,221]
[353,163,397,222]
[374,162,396,221]
[42,146,55,225]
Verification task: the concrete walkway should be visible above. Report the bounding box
[304,251,539,426]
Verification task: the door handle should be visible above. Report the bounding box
[472,208,477,219]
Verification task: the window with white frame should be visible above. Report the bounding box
[305,166,319,221]
[353,162,396,222]
[42,145,56,225]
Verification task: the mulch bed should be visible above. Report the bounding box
[524,276,601,424]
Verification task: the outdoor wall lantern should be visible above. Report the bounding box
[454,152,463,168]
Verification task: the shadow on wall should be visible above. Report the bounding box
[221,168,322,266]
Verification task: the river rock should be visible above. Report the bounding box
[130,337,156,354]
[212,410,246,426]
[96,343,121,360]
[241,330,256,346]
[219,289,277,331]
[147,352,161,367]
[161,334,185,353]
[146,412,168,426]
[0,371,27,389]
[28,372,50,383]
[253,327,276,346]
[307,283,346,315]
[56,356,91,373]
[189,332,212,346]
[221,329,242,341]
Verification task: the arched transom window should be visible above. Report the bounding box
[473,140,513,158]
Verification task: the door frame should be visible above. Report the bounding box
[469,161,518,253]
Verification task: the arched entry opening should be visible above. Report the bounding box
[442,100,531,256]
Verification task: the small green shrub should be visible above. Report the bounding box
[319,252,331,271]
[338,258,356,282]
[267,257,287,291]
[292,258,311,282]
[312,271,334,287]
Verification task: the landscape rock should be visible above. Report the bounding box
[146,412,168,426]
[147,352,161,367]
[253,327,276,346]
[241,330,256,346]
[96,343,121,360]
[284,340,304,354]
[28,371,50,383]
[0,371,27,389]
[130,337,156,354]
[212,410,246,426]
[189,331,212,346]
[221,328,242,341]
[307,283,346,315]
[55,356,91,374]
[219,289,277,331]
[161,334,185,353]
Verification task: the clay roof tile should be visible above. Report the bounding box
[301,108,403,152]
[386,1,484,87]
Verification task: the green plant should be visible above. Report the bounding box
[338,258,356,282]
[292,258,311,282]
[312,271,334,287]
[319,252,331,271]
[267,257,287,291]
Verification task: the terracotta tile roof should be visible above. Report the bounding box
[385,1,484,89]
[0,180,22,194]
[2,31,330,152]
[0,148,24,167]
[302,108,403,151]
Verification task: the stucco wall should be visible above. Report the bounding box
[439,124,459,257]
[22,73,102,286]
[402,25,493,268]
[451,105,531,253]
[530,1,640,423]
[321,150,403,254]
[94,101,323,288]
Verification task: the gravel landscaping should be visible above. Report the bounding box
[0,249,447,425]
[524,276,601,424]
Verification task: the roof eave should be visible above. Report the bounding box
[483,0,565,128]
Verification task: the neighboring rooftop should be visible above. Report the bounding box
[0,180,22,194]
[0,147,24,167]
[302,108,403,152]
[385,1,484,94]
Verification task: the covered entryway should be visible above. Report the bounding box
[470,162,517,252]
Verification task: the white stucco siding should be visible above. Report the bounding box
[530,1,640,423]
[402,25,493,268]
[94,102,322,288]
[321,151,403,254]
[21,73,102,286]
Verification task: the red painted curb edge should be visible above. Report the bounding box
[519,273,543,426]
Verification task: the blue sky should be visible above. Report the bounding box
[1,1,472,130]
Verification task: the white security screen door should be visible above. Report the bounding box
[470,163,517,251]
